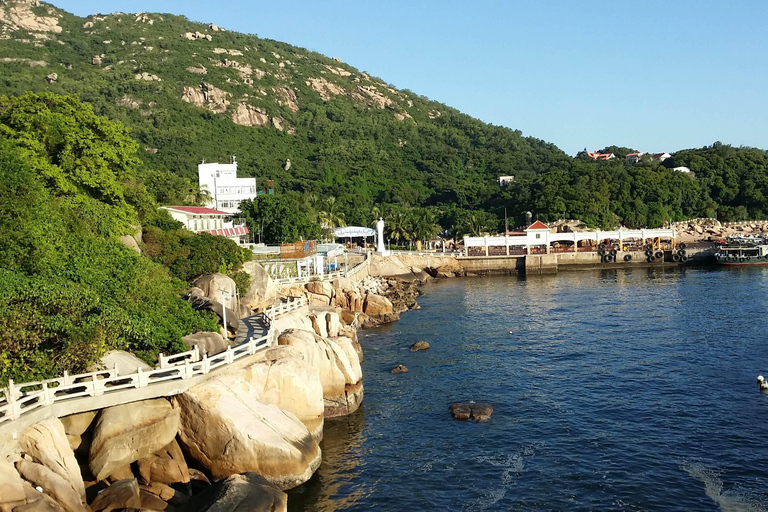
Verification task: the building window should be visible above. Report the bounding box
[535,234,541,239]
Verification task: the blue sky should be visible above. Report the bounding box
[54,0,768,155]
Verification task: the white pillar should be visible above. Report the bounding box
[376,218,390,256]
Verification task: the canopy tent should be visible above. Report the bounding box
[334,226,376,238]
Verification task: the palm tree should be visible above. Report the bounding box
[412,209,440,250]
[318,196,346,239]
[386,210,411,248]
[185,184,212,206]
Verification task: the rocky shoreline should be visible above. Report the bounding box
[0,260,432,512]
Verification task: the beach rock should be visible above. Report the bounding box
[449,402,494,422]
[306,281,333,299]
[15,483,65,512]
[339,309,357,326]
[20,419,85,502]
[185,473,286,512]
[390,364,408,374]
[89,399,180,481]
[410,341,430,351]
[0,460,25,509]
[140,481,190,508]
[136,439,189,485]
[326,312,342,337]
[242,262,278,311]
[89,478,141,511]
[193,274,239,311]
[236,345,325,441]
[277,329,363,417]
[309,314,328,338]
[363,294,393,317]
[106,464,134,483]
[59,411,97,457]
[98,350,151,375]
[15,460,86,512]
[172,375,321,489]
[183,331,229,357]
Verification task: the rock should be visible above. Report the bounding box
[193,274,239,311]
[339,309,357,326]
[45,73,57,83]
[208,24,219,31]
[306,281,333,299]
[118,234,140,254]
[231,103,270,127]
[0,1,62,33]
[185,473,286,512]
[173,375,321,489]
[325,312,342,338]
[136,439,189,485]
[15,483,65,512]
[0,460,25,510]
[183,331,229,357]
[15,460,86,512]
[140,481,190,508]
[204,300,242,335]
[98,350,151,375]
[237,303,253,319]
[60,411,97,455]
[20,419,85,502]
[390,364,408,374]
[277,329,363,417]
[449,402,494,422]
[181,83,230,113]
[363,294,393,317]
[89,478,141,511]
[106,464,134,483]
[89,399,180,481]
[309,314,328,338]
[410,341,430,351]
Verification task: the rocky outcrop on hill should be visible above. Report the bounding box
[173,375,321,489]
[181,83,230,113]
[232,102,270,127]
[0,0,62,34]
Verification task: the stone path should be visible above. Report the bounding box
[235,313,269,344]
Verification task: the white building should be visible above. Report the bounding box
[161,206,249,243]
[198,156,257,214]
[498,176,515,187]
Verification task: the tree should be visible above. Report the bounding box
[240,195,321,244]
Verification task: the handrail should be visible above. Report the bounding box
[272,252,369,286]
[0,296,307,426]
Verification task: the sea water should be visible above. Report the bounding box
[288,267,768,511]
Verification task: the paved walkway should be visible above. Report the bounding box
[235,313,269,344]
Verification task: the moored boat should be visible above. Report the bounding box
[715,235,768,265]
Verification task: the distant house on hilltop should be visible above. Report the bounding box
[652,152,671,162]
[198,156,257,214]
[625,152,645,164]
[498,175,515,187]
[673,166,694,176]
[586,152,616,161]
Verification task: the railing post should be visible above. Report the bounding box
[93,373,103,397]
[42,383,52,406]
[8,380,20,420]
[63,371,70,386]
[184,359,190,380]
[193,345,201,363]
[159,353,166,369]
[137,367,145,388]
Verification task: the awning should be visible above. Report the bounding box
[334,226,375,238]
[197,227,249,237]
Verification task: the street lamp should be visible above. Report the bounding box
[219,288,232,341]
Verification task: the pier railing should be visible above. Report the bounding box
[0,296,307,427]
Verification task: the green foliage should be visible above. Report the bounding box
[240,195,321,244]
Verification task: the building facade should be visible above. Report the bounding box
[198,156,257,214]
[161,206,249,243]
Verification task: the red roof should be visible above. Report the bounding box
[625,152,641,157]
[165,206,229,215]
[526,221,550,230]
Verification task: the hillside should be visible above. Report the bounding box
[0,0,570,225]
[3,0,768,231]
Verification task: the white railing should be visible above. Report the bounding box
[0,297,306,426]
[273,253,369,286]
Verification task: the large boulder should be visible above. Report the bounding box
[0,460,26,510]
[277,329,363,417]
[89,478,141,511]
[269,307,313,334]
[118,235,140,254]
[15,460,87,512]
[185,473,286,512]
[172,375,321,490]
[60,411,96,456]
[206,300,242,335]
[183,331,230,357]
[136,439,189,485]
[193,274,239,312]
[241,262,278,312]
[99,350,151,375]
[14,482,65,512]
[19,419,85,502]
[305,280,333,299]
[89,399,180,481]
[237,346,324,440]
[363,294,393,317]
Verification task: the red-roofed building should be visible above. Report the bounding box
[652,152,671,162]
[625,152,645,164]
[526,220,550,231]
[161,206,249,243]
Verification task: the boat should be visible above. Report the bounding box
[715,235,768,265]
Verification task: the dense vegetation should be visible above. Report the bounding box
[2,2,767,236]
[0,92,252,385]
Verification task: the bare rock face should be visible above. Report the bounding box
[15,459,87,512]
[363,294,393,317]
[237,345,324,440]
[186,472,287,512]
[305,77,345,101]
[183,331,229,357]
[89,399,180,481]
[59,411,97,456]
[19,419,85,503]
[89,478,141,511]
[231,102,269,127]
[173,375,321,490]
[194,273,239,311]
[278,329,363,417]
[0,1,62,33]
[272,86,299,112]
[136,439,189,485]
[45,72,57,83]
[241,261,278,311]
[0,460,26,510]
[181,83,230,113]
[306,280,333,299]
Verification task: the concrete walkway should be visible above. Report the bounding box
[235,313,269,344]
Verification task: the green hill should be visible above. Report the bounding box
[3,0,768,231]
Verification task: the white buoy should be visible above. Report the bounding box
[757,375,768,392]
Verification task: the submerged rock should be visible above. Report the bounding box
[390,364,408,374]
[185,472,286,512]
[449,402,494,422]
[410,341,430,351]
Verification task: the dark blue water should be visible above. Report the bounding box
[288,267,768,511]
